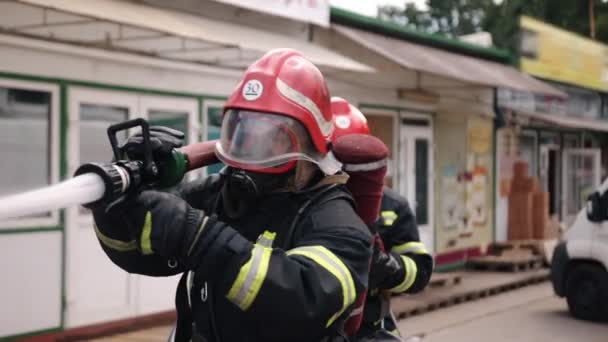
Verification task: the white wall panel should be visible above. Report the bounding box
[138,275,180,315]
[0,231,61,337]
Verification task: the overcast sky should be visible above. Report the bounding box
[329,0,427,17]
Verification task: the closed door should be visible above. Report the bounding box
[66,88,138,327]
[66,88,198,327]
[562,148,601,226]
[540,145,560,217]
[400,120,434,253]
[137,96,198,314]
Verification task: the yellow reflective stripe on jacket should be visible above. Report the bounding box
[390,255,417,293]
[286,245,356,327]
[140,211,154,255]
[94,224,137,252]
[381,210,398,226]
[227,231,276,311]
[392,241,429,255]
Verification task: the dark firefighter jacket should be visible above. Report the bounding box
[92,174,372,342]
[361,186,434,327]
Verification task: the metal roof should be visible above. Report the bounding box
[505,107,608,132]
[334,25,566,98]
[0,0,374,72]
[330,7,513,65]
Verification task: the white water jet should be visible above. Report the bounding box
[0,173,105,220]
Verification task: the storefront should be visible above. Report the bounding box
[497,87,608,238]
[0,0,375,339]
[0,1,566,339]
[494,16,608,243]
[315,9,563,265]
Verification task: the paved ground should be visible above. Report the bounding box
[398,282,608,342]
[392,269,549,317]
[93,326,171,341]
[95,282,608,342]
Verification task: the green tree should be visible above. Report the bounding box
[379,0,493,37]
[480,0,548,52]
[378,0,608,53]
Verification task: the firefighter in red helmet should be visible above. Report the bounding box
[89,49,372,342]
[331,97,434,340]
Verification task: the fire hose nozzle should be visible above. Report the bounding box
[74,161,141,209]
[71,119,220,210]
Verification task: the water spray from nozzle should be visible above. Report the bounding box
[0,118,219,220]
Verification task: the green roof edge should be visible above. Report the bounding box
[330,6,514,65]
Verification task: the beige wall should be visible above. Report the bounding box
[434,112,494,254]
[366,114,396,188]
[362,108,496,256]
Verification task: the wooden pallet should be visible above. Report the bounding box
[466,254,544,272]
[392,269,550,319]
[489,239,558,266]
[490,240,542,255]
[428,273,462,288]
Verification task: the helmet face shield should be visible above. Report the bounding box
[216,110,324,173]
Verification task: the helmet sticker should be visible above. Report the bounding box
[242,80,264,101]
[335,116,351,129]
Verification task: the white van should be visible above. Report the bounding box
[551,179,608,322]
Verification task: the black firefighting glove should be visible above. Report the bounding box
[368,241,401,290]
[120,125,185,162]
[122,190,221,268]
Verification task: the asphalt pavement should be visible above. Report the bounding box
[95,281,608,342]
[398,282,608,342]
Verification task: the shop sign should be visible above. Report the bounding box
[520,15,608,92]
[552,83,602,120]
[497,88,566,115]
[211,0,330,27]
[497,86,602,121]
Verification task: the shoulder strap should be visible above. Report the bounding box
[284,184,352,248]
[283,184,355,339]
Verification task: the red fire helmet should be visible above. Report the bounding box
[330,97,370,143]
[215,48,341,174]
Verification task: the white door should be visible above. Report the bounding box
[66,88,139,327]
[137,95,198,314]
[66,88,199,326]
[400,119,434,253]
[562,148,601,226]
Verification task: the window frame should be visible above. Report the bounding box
[201,99,226,177]
[520,28,539,60]
[519,129,539,177]
[358,108,400,191]
[0,78,60,229]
